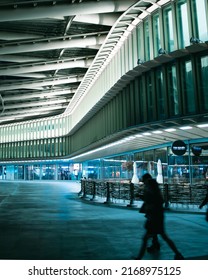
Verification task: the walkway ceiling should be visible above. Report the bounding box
[0,0,138,125]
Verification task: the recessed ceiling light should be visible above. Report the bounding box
[152,130,163,134]
[142,132,152,136]
[164,128,176,132]
[197,123,208,128]
[179,126,192,130]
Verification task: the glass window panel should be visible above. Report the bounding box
[62,137,66,156]
[191,0,208,41]
[163,6,174,52]
[128,34,134,69]
[33,165,41,180]
[138,77,145,123]
[121,47,125,75]
[144,20,150,61]
[17,125,20,141]
[176,0,190,48]
[200,55,208,111]
[0,145,3,159]
[136,25,143,62]
[10,143,13,158]
[44,121,48,138]
[37,122,40,138]
[23,141,26,158]
[16,142,19,158]
[59,138,62,156]
[152,13,161,57]
[51,138,55,157]
[40,139,44,157]
[40,121,44,138]
[44,139,47,157]
[155,68,165,119]
[5,127,8,142]
[146,73,154,121]
[37,140,40,157]
[182,60,196,113]
[30,123,33,140]
[42,164,55,180]
[61,116,65,135]
[132,29,138,67]
[26,142,30,157]
[30,141,33,157]
[55,138,58,156]
[167,63,179,116]
[51,119,55,137]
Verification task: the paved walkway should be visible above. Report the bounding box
[0,181,207,260]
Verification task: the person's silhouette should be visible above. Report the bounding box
[135,177,184,260]
[139,173,160,253]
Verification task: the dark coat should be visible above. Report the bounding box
[143,179,164,234]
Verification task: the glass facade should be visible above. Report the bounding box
[0,0,207,185]
[0,0,207,146]
[0,162,82,181]
[76,140,208,185]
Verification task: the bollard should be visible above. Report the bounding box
[90,181,97,201]
[81,180,87,199]
[104,182,111,204]
[127,181,137,207]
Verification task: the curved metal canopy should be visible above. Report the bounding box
[0,0,139,124]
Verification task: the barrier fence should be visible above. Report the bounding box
[79,179,208,210]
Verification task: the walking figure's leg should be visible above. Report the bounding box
[135,232,150,260]
[147,235,160,253]
[160,232,184,259]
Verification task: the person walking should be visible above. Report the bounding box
[139,173,160,253]
[135,176,184,260]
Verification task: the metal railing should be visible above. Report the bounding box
[79,179,208,210]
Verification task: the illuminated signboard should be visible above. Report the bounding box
[171,140,187,156]
[191,146,202,156]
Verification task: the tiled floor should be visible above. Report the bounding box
[0,181,207,260]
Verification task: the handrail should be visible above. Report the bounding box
[79,179,208,210]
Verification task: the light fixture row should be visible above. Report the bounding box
[70,123,208,160]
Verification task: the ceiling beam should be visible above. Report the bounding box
[0,36,106,55]
[0,1,138,22]
[11,73,52,79]
[3,89,75,102]
[0,76,83,91]
[0,59,93,76]
[4,98,70,110]
[0,54,47,63]
[1,104,67,116]
[74,13,120,26]
[0,110,60,123]
[0,31,43,41]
